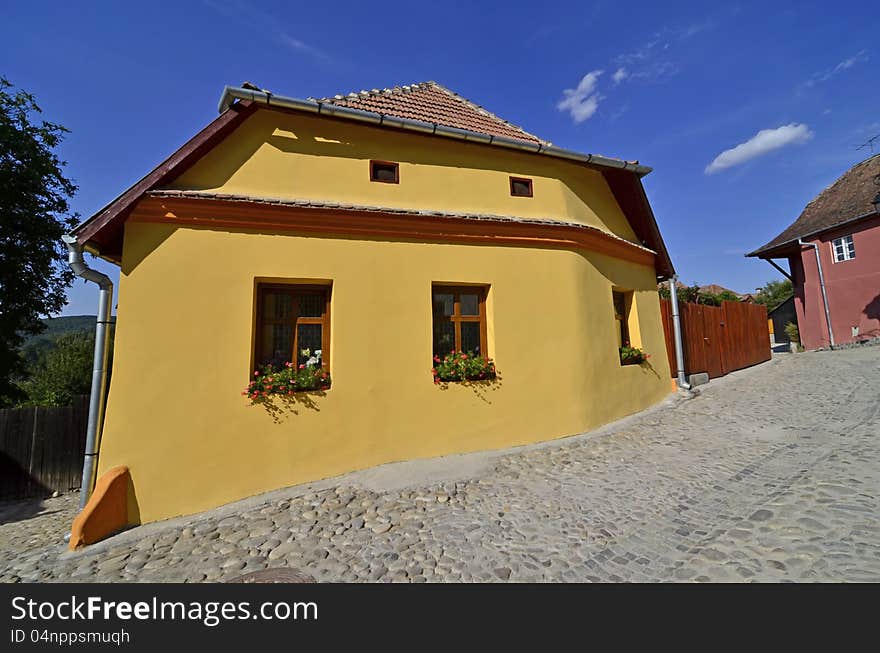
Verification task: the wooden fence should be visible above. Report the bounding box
[0,395,87,499]
[659,300,771,380]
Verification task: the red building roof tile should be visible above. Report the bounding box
[314,81,547,145]
[749,153,880,257]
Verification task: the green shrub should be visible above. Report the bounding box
[784,321,800,348]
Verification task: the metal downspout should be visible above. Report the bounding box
[668,276,690,390]
[798,239,835,349]
[62,235,113,510]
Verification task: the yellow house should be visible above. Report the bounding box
[71,81,675,525]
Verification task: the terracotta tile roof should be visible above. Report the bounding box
[312,81,547,146]
[749,154,880,256]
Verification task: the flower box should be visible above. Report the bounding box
[243,361,330,402]
[619,345,650,366]
[432,351,497,384]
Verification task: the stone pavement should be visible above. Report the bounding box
[1,346,878,582]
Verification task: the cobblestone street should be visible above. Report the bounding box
[2,346,878,583]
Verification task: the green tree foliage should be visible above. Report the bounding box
[658,283,742,306]
[19,332,97,406]
[754,279,793,312]
[0,78,77,406]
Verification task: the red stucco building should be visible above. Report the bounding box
[748,154,880,350]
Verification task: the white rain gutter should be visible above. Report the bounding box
[668,276,690,390]
[798,238,835,349]
[62,235,113,510]
[216,86,653,177]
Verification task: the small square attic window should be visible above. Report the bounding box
[509,176,533,197]
[370,160,399,184]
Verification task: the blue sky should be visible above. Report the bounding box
[3,1,877,315]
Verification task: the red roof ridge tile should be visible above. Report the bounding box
[311,80,549,145]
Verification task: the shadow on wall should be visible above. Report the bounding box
[865,294,880,321]
[635,359,661,379]
[862,294,880,340]
[120,222,177,276]
[249,390,326,424]
[167,111,635,239]
[435,375,503,405]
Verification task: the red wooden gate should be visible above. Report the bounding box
[659,300,770,380]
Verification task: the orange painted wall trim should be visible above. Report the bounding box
[68,466,131,550]
[128,195,658,269]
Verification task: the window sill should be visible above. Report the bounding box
[433,374,497,384]
[244,384,331,401]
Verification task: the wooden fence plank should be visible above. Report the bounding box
[659,299,771,380]
[0,396,88,500]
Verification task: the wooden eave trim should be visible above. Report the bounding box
[601,168,674,278]
[72,102,258,251]
[129,195,657,267]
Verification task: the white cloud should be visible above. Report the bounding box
[705,123,814,175]
[557,70,604,123]
[611,18,712,83]
[276,33,329,61]
[806,50,869,86]
[204,0,329,62]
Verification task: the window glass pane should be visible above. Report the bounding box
[511,179,532,196]
[433,320,455,357]
[261,323,291,367]
[613,291,627,320]
[298,293,324,317]
[460,293,480,316]
[371,162,398,182]
[265,292,292,320]
[296,324,323,367]
[460,322,481,355]
[432,292,454,317]
[846,237,855,258]
[617,320,628,348]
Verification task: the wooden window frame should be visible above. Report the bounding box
[254,283,331,371]
[509,176,533,197]
[612,289,631,348]
[369,160,399,184]
[431,285,488,356]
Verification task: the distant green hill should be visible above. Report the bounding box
[21,315,116,365]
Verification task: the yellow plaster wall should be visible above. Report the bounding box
[100,222,671,524]
[170,110,639,242]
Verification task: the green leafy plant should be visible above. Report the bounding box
[244,360,330,403]
[17,331,108,406]
[619,344,650,365]
[784,321,801,350]
[658,283,742,307]
[432,351,496,383]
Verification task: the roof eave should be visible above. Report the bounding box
[748,208,880,259]
[217,85,653,177]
